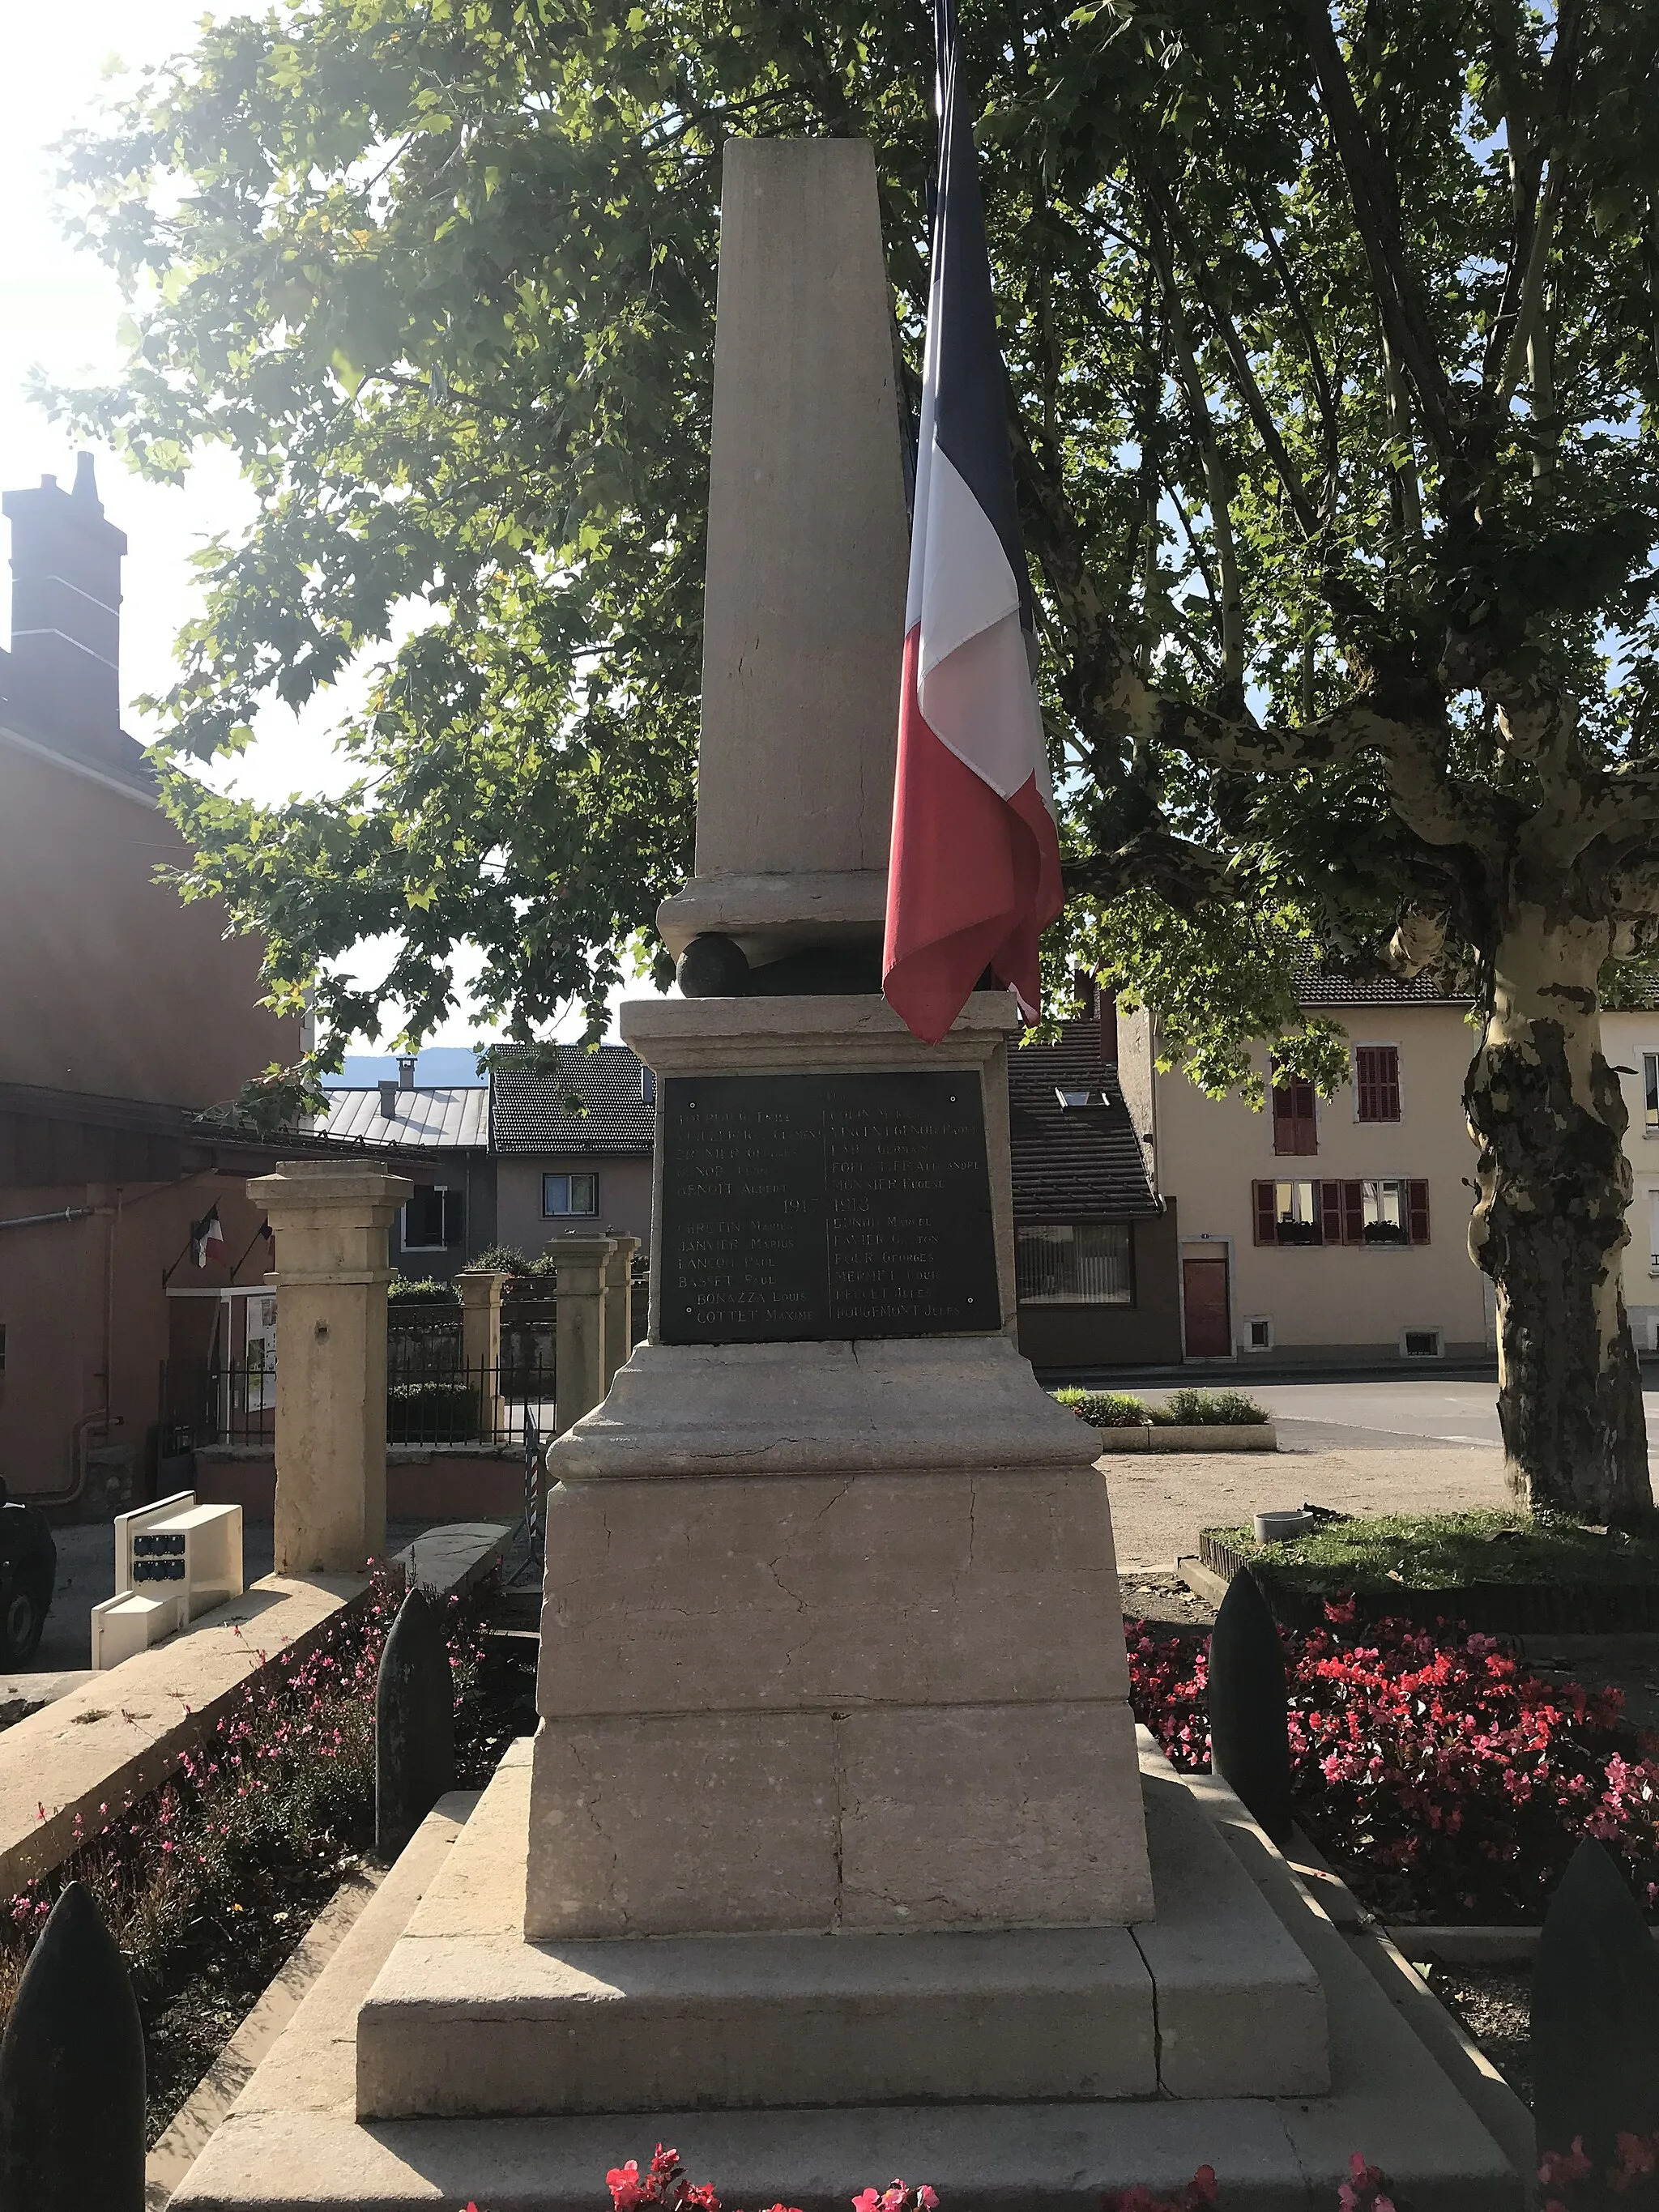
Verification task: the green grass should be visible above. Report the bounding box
[1054,1387,1269,1428]
[1207,1507,1659,1591]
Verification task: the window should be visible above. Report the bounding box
[1254,1178,1324,1245]
[1016,1222,1133,1304]
[1354,1045,1401,1122]
[1271,1069,1318,1155]
[1648,1190,1659,1274]
[1645,1054,1659,1133]
[544,1171,599,1218]
[403,1186,463,1251]
[1401,1328,1444,1358]
[1255,1178,1429,1247]
[1056,1086,1099,1109]
[1359,1178,1410,1245]
[1244,1316,1273,1351]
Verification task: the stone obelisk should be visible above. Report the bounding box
[353,139,1161,2125]
[528,136,1152,1959]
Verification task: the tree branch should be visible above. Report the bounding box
[1143,197,1246,698]
[1294,0,1459,460]
[1493,159,1566,420]
[1153,181,1321,535]
[1247,182,1342,521]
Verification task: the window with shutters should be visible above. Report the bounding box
[1270,1068,1318,1155]
[1645,1053,1659,1132]
[1254,1177,1431,1247]
[1358,1178,1410,1244]
[1354,1044,1401,1122]
[1252,1178,1324,1245]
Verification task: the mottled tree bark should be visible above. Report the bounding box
[1465,910,1652,1521]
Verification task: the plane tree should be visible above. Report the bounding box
[50,0,1659,1515]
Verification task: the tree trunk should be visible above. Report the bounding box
[1465,907,1653,1521]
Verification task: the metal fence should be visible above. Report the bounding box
[162,1342,555,1451]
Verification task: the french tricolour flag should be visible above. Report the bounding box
[881,0,1064,1046]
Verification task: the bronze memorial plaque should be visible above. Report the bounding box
[658,1072,1000,1342]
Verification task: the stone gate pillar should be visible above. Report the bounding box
[552,1234,615,1434]
[249,1161,412,1575]
[602,1235,640,1389]
[457,1268,512,1436]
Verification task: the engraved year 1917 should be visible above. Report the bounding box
[657,1072,1000,1343]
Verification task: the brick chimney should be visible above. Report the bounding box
[2,456,128,765]
[1071,967,1118,1066]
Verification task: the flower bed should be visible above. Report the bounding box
[1199,1511,1659,1633]
[1056,1387,1269,1427]
[0,1571,528,2137]
[1128,1606,1659,1923]
[465,2148,1409,2212]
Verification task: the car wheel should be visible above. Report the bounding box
[0,1583,44,1667]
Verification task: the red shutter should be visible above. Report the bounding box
[1341,1179,1364,1243]
[1272,1076,1318,1155]
[1356,1046,1401,1122]
[1408,1179,1431,1244]
[1354,1048,1376,1121]
[1380,1047,1401,1120]
[1253,1181,1277,1245]
[1319,1180,1341,1242]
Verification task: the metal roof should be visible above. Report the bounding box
[311,1085,491,1149]
[490,1045,655,1156]
[1008,1023,1160,1224]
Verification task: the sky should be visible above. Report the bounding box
[0,4,617,1049]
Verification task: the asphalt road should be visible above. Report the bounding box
[1137,1376,1659,1453]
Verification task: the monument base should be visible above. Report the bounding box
[166,1750,1527,2212]
[524,1337,1155,1939]
[354,1737,1327,2118]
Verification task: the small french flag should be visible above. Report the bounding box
[191,1207,228,1270]
[882,0,1064,1046]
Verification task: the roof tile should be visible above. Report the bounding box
[490,1046,655,1155]
[1009,1023,1159,1223]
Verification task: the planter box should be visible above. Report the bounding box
[1091,1422,1277,1454]
[1199,1528,1659,1632]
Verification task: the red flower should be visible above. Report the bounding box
[607,2162,644,2210]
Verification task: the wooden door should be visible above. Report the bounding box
[1183,1255,1231,1357]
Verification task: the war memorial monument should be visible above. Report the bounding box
[172,139,1528,2212]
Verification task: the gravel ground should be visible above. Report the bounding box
[1424,1963,1533,2103]
[1105,1444,1512,1575]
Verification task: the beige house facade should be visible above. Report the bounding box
[1604,1002,1659,1354]
[1118,976,1492,1367]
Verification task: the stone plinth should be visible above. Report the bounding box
[516,993,1154,1951]
[654,140,908,966]
[249,1162,411,1575]
[356,1734,1328,2118]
